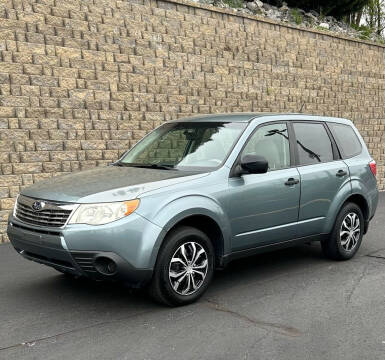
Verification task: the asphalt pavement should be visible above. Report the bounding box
[1,193,384,360]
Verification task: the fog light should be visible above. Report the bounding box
[94,257,117,276]
[107,261,117,274]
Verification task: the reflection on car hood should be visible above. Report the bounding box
[21,166,208,203]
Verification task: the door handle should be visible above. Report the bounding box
[336,170,347,177]
[285,178,299,186]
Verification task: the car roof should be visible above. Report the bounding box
[170,113,352,125]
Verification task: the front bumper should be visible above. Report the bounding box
[6,214,162,286]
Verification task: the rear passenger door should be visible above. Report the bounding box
[291,122,349,237]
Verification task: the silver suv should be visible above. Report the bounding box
[7,113,379,306]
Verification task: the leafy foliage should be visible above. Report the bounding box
[351,23,374,38]
[364,0,385,35]
[265,0,371,18]
[290,8,304,24]
[222,0,244,8]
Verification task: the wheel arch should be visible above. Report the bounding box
[142,193,232,270]
[342,193,370,234]
[344,193,369,220]
[150,210,229,269]
[164,214,225,267]
[325,192,370,235]
[323,180,352,234]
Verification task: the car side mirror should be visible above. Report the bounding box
[240,155,268,174]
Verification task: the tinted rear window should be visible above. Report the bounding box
[328,122,362,158]
[293,122,334,165]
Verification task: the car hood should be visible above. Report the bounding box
[21,166,208,203]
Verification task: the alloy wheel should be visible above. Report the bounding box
[340,212,360,251]
[168,242,208,296]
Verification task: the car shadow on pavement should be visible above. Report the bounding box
[208,242,326,292]
[27,242,327,310]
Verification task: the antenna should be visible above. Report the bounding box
[299,102,305,113]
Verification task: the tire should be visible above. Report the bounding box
[149,226,215,306]
[321,202,364,261]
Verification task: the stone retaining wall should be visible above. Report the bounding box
[0,0,384,242]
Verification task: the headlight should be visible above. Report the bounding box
[13,195,19,217]
[68,199,140,225]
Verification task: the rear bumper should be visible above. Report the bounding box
[7,220,153,286]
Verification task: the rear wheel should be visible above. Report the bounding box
[321,202,364,260]
[149,226,214,306]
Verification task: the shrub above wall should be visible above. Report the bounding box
[0,0,384,242]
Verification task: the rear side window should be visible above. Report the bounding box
[328,122,362,158]
[293,122,334,166]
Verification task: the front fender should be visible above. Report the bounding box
[140,195,231,269]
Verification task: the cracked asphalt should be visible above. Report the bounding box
[1,193,384,360]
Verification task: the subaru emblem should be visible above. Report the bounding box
[32,201,45,211]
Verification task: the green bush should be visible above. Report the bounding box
[351,23,374,39]
[291,8,303,24]
[222,0,243,8]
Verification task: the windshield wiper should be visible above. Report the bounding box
[118,163,176,170]
[142,164,175,170]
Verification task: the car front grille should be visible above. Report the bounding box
[15,195,75,228]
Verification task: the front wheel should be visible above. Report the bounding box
[321,202,364,260]
[149,226,214,306]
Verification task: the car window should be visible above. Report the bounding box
[242,123,290,171]
[293,122,333,166]
[120,122,246,170]
[328,122,362,158]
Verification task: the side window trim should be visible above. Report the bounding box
[287,121,298,166]
[290,120,340,167]
[323,122,341,160]
[229,120,292,177]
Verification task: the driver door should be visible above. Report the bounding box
[226,122,301,251]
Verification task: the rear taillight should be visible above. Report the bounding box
[369,160,377,177]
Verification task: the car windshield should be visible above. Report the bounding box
[118,121,247,171]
